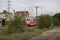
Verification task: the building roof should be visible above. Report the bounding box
[16,11,29,14]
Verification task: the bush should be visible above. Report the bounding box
[3,14,25,34]
[53,18,60,25]
[11,14,25,32]
[3,25,13,35]
[37,14,52,29]
[53,13,60,25]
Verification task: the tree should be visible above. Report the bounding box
[2,10,8,17]
[53,13,60,25]
[3,11,25,34]
[12,14,25,32]
[2,10,13,34]
[53,13,60,21]
[37,14,52,28]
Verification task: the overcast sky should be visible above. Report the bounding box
[0,0,60,16]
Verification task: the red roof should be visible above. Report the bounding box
[16,11,29,14]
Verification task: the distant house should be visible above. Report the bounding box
[16,11,30,20]
[0,13,6,26]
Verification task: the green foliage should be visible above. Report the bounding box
[53,18,60,25]
[37,14,52,29]
[53,13,60,21]
[25,27,35,32]
[10,14,25,32]
[12,14,25,32]
[3,13,25,34]
[53,13,60,25]
[3,25,12,35]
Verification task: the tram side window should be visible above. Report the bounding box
[27,19,30,21]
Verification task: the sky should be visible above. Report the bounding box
[0,0,60,16]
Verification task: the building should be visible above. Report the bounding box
[0,13,6,26]
[16,11,30,20]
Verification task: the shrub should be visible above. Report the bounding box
[37,14,52,29]
[3,25,13,35]
[53,18,60,25]
[10,14,25,32]
[53,13,60,25]
[3,14,25,34]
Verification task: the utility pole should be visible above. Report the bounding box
[51,11,53,26]
[29,5,40,17]
[29,5,44,26]
[34,5,40,26]
[7,0,12,19]
[35,5,39,17]
[7,0,11,12]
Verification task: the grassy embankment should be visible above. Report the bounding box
[0,26,59,40]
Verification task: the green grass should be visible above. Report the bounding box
[0,26,60,40]
[0,27,41,40]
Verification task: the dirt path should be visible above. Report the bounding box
[28,27,60,40]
